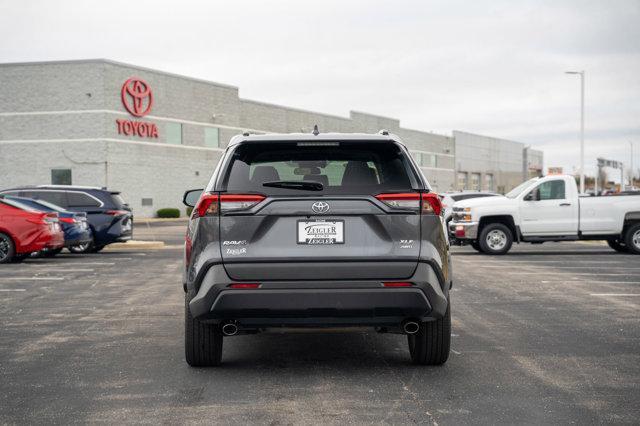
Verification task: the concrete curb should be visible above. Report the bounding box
[135,217,189,224]
[104,240,166,250]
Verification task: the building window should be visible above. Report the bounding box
[51,169,72,185]
[204,127,219,148]
[141,198,153,206]
[457,172,467,190]
[471,173,481,190]
[166,122,183,145]
[484,174,494,191]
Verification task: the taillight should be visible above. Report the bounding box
[106,210,129,216]
[383,282,414,287]
[59,217,76,224]
[228,283,261,289]
[28,212,58,225]
[193,194,265,218]
[421,193,442,215]
[375,193,421,209]
[375,192,442,215]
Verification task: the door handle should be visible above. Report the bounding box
[559,203,571,207]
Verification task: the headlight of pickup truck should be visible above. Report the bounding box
[454,207,472,222]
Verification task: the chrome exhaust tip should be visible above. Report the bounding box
[403,321,420,335]
[221,322,238,336]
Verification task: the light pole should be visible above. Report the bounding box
[631,141,635,188]
[566,70,585,194]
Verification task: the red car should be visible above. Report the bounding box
[0,198,65,263]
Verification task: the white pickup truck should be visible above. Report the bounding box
[449,174,640,255]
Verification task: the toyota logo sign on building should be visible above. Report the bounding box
[116,77,159,138]
[121,78,153,117]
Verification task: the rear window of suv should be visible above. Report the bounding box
[220,141,422,195]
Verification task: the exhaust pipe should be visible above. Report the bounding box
[221,322,238,336]
[402,320,420,335]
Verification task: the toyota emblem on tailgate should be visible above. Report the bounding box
[311,201,330,214]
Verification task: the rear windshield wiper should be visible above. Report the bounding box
[262,180,323,191]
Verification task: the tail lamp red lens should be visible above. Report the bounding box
[383,282,414,287]
[27,212,59,225]
[59,217,76,224]
[228,283,261,289]
[194,194,266,218]
[375,192,442,215]
[106,210,129,216]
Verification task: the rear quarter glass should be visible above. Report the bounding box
[217,141,425,195]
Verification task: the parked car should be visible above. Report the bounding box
[181,131,452,366]
[0,195,92,256]
[449,174,640,254]
[440,191,498,224]
[0,198,65,263]
[0,186,132,253]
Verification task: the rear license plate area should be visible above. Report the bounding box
[297,219,344,245]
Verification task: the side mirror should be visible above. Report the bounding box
[183,189,204,207]
[524,189,539,201]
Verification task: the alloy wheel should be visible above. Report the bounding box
[0,235,10,261]
[486,229,507,251]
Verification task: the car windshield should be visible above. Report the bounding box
[221,141,422,195]
[505,178,538,199]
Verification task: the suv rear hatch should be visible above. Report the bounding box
[214,140,428,281]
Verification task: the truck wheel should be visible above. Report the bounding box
[471,241,483,252]
[624,224,640,255]
[607,238,628,253]
[478,223,513,255]
[0,233,16,264]
[408,300,451,365]
[185,293,223,366]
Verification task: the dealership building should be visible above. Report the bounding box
[0,59,543,217]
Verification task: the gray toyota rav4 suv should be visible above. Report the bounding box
[182,131,452,366]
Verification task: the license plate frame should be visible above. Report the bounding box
[297,219,345,245]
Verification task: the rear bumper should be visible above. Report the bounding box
[63,228,93,247]
[189,262,449,327]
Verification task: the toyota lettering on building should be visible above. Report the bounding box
[116,77,159,138]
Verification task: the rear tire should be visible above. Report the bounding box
[68,240,94,254]
[478,223,513,255]
[607,238,629,253]
[624,224,640,255]
[408,300,451,365]
[185,293,223,366]
[0,233,16,264]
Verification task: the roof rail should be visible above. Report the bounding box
[378,129,389,136]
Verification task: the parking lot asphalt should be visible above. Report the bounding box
[1,223,639,424]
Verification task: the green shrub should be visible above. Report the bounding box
[186,207,193,217]
[156,208,180,218]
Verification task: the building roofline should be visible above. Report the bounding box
[239,98,352,122]
[0,58,240,91]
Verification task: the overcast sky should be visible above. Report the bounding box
[1,0,639,179]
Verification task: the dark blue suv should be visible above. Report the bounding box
[0,186,133,253]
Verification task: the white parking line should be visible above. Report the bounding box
[541,281,640,284]
[0,289,26,292]
[472,265,640,270]
[590,293,640,297]
[15,269,96,273]
[25,262,115,266]
[0,277,65,281]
